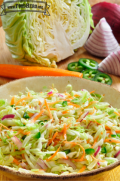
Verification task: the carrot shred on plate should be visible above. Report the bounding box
[46,146,61,161]
[104,138,120,143]
[44,99,53,119]
[10,96,15,105]
[78,165,86,173]
[31,109,44,123]
[47,131,58,146]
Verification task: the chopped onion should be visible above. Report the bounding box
[11,136,22,150]
[84,18,119,57]
[20,162,27,169]
[58,158,76,169]
[92,2,120,43]
[2,114,15,120]
[57,93,64,98]
[98,49,120,76]
[47,91,53,95]
[114,150,120,159]
[94,146,101,157]
[97,162,100,166]
[80,112,89,122]
[37,158,48,170]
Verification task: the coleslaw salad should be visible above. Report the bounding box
[0,85,120,175]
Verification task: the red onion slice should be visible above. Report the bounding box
[80,112,89,122]
[58,158,76,169]
[37,158,48,170]
[20,162,27,169]
[11,136,22,150]
[94,146,101,157]
[2,114,15,120]
[98,49,120,76]
[97,162,100,166]
[84,18,119,57]
[47,91,53,95]
[114,150,120,159]
[92,2,120,43]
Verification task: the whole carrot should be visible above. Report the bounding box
[0,64,83,79]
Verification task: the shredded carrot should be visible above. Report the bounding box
[15,96,33,106]
[27,92,31,97]
[38,100,42,105]
[22,154,25,159]
[72,144,85,162]
[92,136,99,148]
[48,100,63,105]
[20,130,31,135]
[13,158,20,165]
[114,112,120,116]
[44,99,53,119]
[63,124,67,139]
[31,109,44,123]
[46,146,61,161]
[91,155,105,162]
[49,108,57,110]
[63,141,85,162]
[68,102,80,108]
[74,94,80,97]
[104,138,120,143]
[105,125,111,130]
[78,165,86,173]
[90,90,96,94]
[47,132,58,146]
[0,123,11,131]
[10,96,15,105]
[28,113,34,117]
[85,101,97,109]
[46,93,54,98]
[115,130,120,133]
[62,110,69,114]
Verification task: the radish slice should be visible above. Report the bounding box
[2,114,15,120]
[84,18,119,57]
[58,158,76,169]
[98,49,120,76]
[94,146,101,157]
[11,136,22,150]
[37,158,48,170]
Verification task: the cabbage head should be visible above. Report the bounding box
[1,0,93,67]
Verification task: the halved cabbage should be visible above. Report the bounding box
[2,0,93,67]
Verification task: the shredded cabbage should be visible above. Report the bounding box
[1,0,93,67]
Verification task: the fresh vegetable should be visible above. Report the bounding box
[1,0,93,67]
[1,114,15,120]
[23,112,30,119]
[0,64,83,79]
[85,148,95,155]
[83,69,100,80]
[0,85,119,175]
[92,2,120,43]
[78,58,98,70]
[98,49,120,77]
[67,62,85,72]
[84,18,119,57]
[94,72,112,85]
